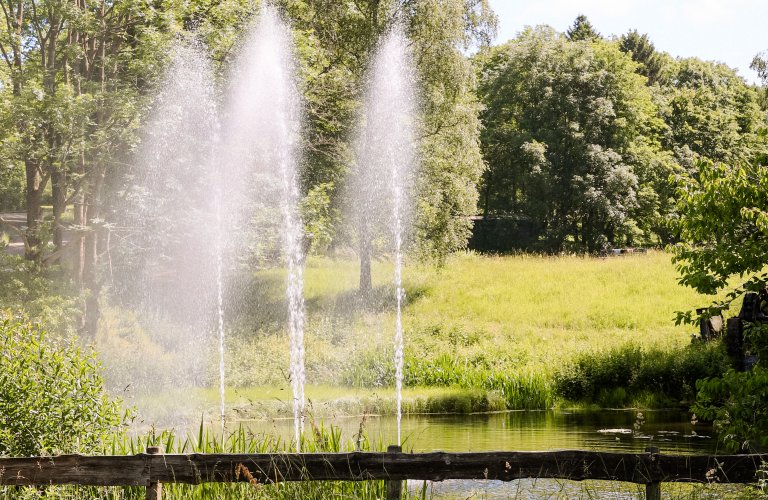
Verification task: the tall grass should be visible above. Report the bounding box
[5,422,421,499]
[343,351,553,410]
[98,251,719,416]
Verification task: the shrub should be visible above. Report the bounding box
[0,315,127,456]
[693,367,768,453]
[0,253,81,336]
[553,342,730,406]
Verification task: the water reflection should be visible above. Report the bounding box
[237,410,734,498]
[242,409,721,454]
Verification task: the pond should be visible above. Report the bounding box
[131,407,742,498]
[239,409,720,455]
[235,409,736,498]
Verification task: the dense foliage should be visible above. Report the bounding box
[660,58,766,168]
[672,159,768,451]
[692,368,768,452]
[477,27,671,251]
[280,0,497,268]
[0,315,125,456]
[476,19,767,253]
[0,253,80,334]
[672,161,768,326]
[554,343,730,407]
[670,47,768,447]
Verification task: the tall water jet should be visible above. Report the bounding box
[214,123,226,437]
[354,27,417,445]
[110,39,220,419]
[220,5,306,450]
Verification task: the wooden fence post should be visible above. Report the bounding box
[386,445,403,500]
[146,446,163,500]
[645,446,661,500]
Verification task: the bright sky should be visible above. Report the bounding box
[487,0,768,84]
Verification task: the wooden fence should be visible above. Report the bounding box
[0,446,765,500]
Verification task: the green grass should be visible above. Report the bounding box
[234,251,712,397]
[130,385,508,424]
[99,250,722,415]
[400,251,708,371]
[2,422,415,499]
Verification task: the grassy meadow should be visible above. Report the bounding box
[160,249,724,416]
[96,249,731,419]
[397,250,704,372]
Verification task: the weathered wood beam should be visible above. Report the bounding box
[0,451,764,487]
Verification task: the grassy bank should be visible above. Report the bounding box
[98,251,725,416]
[3,424,404,499]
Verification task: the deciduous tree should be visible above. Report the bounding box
[478,27,669,252]
[282,0,496,292]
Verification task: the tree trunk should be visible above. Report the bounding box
[52,169,67,251]
[74,196,86,288]
[482,170,492,218]
[25,160,44,263]
[80,163,107,342]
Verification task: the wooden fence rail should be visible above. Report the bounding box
[0,448,765,500]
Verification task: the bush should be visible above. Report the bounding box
[693,367,768,453]
[553,342,730,407]
[0,315,127,456]
[0,253,81,336]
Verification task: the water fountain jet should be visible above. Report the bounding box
[354,26,417,445]
[220,4,306,450]
[112,8,307,444]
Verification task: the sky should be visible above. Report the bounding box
[487,0,768,84]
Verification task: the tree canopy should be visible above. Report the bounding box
[476,18,767,253]
[0,0,498,315]
[566,14,600,41]
[619,30,670,86]
[673,160,768,453]
[672,161,768,317]
[282,0,497,267]
[477,26,671,252]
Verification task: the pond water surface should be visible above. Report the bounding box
[236,409,740,498]
[240,409,721,455]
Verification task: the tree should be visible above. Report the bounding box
[0,0,189,336]
[566,14,600,41]
[751,49,768,108]
[672,161,768,317]
[477,27,671,252]
[619,30,670,86]
[0,63,23,211]
[752,50,768,82]
[282,0,497,292]
[659,58,765,168]
[672,160,768,452]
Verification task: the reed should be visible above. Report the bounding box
[6,421,418,499]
